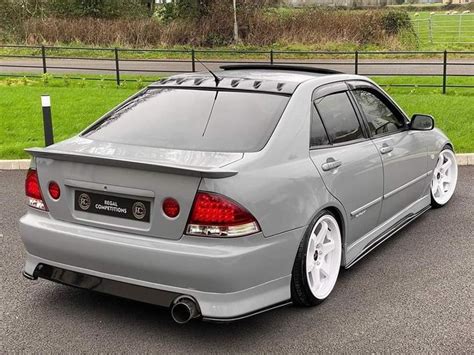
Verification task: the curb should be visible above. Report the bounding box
[456,153,474,166]
[0,159,31,170]
[1,154,474,170]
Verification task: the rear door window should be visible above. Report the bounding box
[84,88,290,153]
[314,92,364,144]
[310,106,329,147]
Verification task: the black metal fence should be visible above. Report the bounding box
[1,44,473,94]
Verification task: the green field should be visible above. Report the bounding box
[411,11,474,47]
[0,76,473,159]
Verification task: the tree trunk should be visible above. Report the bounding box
[233,0,239,43]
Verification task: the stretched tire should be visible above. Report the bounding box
[291,210,342,306]
[431,146,458,209]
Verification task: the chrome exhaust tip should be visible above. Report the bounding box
[22,270,37,280]
[171,296,200,324]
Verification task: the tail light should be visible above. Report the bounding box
[186,192,260,237]
[25,169,48,211]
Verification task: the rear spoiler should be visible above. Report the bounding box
[26,148,238,179]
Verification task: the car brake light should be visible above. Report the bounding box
[25,169,48,211]
[186,192,260,237]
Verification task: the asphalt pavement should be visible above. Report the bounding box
[1,168,473,353]
[1,57,473,76]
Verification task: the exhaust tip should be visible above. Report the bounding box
[22,270,37,280]
[171,297,200,324]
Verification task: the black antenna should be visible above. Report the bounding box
[194,57,221,87]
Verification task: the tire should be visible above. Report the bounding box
[291,210,342,307]
[431,145,458,209]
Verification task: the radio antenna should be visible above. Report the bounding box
[195,57,221,87]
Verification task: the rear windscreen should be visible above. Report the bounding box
[83,88,290,152]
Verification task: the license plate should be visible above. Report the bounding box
[74,190,151,222]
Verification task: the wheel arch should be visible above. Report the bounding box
[444,142,454,151]
[324,206,347,264]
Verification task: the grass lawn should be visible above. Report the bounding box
[0,76,473,159]
[390,93,473,154]
[373,75,474,89]
[0,79,136,159]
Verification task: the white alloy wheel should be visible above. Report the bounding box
[305,214,342,299]
[431,149,458,206]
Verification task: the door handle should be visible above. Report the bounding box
[321,159,342,171]
[380,145,393,154]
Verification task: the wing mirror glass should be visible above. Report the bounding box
[410,114,434,131]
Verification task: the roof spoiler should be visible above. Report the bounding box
[220,64,343,75]
[26,148,238,179]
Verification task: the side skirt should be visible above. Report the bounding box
[345,205,431,269]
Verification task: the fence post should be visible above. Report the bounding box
[428,17,433,44]
[41,45,47,74]
[416,20,420,45]
[270,49,274,65]
[41,95,54,147]
[114,47,120,86]
[354,50,359,75]
[191,49,196,72]
[442,50,447,95]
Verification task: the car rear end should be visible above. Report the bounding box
[19,79,300,322]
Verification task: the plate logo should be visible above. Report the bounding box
[78,193,91,210]
[132,201,146,220]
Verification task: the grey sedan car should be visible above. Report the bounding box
[20,65,458,323]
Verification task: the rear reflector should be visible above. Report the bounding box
[163,197,180,218]
[186,192,260,237]
[25,169,48,211]
[48,181,61,200]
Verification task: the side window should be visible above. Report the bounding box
[352,89,405,137]
[315,92,364,144]
[310,106,329,147]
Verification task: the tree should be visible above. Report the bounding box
[46,0,149,18]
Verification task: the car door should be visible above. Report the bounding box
[349,82,429,225]
[309,83,384,248]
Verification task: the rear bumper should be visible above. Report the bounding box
[20,210,303,319]
[23,263,181,309]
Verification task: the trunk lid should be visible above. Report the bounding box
[29,137,242,240]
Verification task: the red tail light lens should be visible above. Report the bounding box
[25,169,48,211]
[186,192,260,237]
[163,197,180,218]
[48,181,61,200]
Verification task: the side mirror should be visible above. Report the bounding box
[410,114,434,131]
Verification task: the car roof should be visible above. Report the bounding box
[149,64,346,95]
